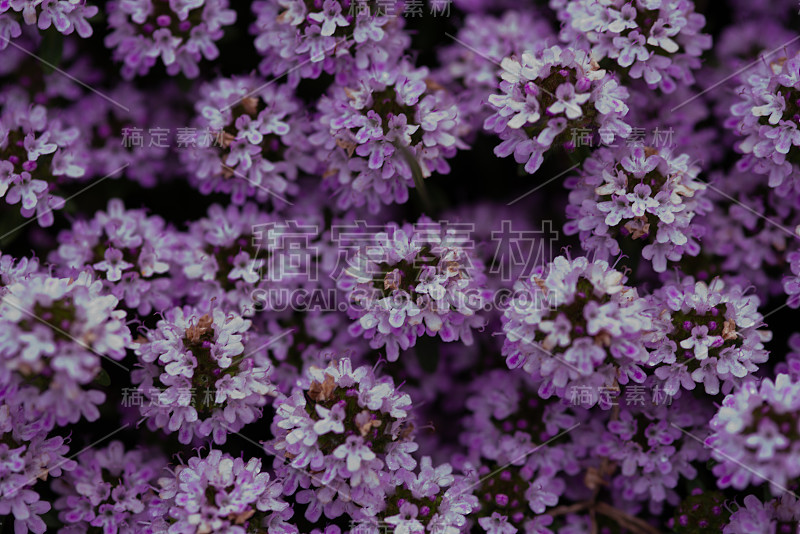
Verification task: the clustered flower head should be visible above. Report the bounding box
[436,9,555,136]
[0,271,131,427]
[133,305,275,444]
[459,370,575,532]
[49,198,180,315]
[0,1,98,47]
[52,441,166,533]
[694,169,800,299]
[708,374,800,495]
[105,0,236,78]
[312,58,466,212]
[271,358,418,520]
[485,44,632,175]
[156,448,293,533]
[554,0,712,92]
[250,0,409,86]
[340,217,489,361]
[0,389,76,534]
[645,277,771,396]
[723,494,800,534]
[565,144,709,272]
[182,76,317,206]
[593,395,711,507]
[64,83,186,188]
[502,255,652,408]
[728,48,800,193]
[0,90,86,226]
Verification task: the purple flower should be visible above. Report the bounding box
[485,45,631,175]
[645,277,771,395]
[502,255,651,407]
[340,217,489,361]
[565,145,709,273]
[251,0,408,85]
[708,374,800,495]
[105,0,235,78]
[311,58,466,212]
[157,449,291,532]
[555,0,712,92]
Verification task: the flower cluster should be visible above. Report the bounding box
[707,374,800,494]
[182,76,317,206]
[459,370,576,531]
[593,394,711,508]
[728,49,800,194]
[0,92,86,226]
[0,272,131,428]
[271,358,417,519]
[564,145,709,272]
[501,255,652,407]
[0,1,97,47]
[49,198,180,315]
[485,45,631,174]
[250,0,409,85]
[645,277,771,396]
[52,441,166,533]
[0,391,76,534]
[156,448,293,533]
[340,217,489,361]
[695,168,800,299]
[312,58,466,212]
[366,459,478,534]
[105,0,236,78]
[436,10,555,136]
[723,494,800,533]
[132,305,275,444]
[554,0,712,92]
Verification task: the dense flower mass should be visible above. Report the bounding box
[52,441,166,533]
[708,374,800,494]
[251,0,409,85]
[553,0,712,92]
[645,277,771,396]
[105,0,236,78]
[271,358,418,519]
[49,198,180,315]
[0,272,131,427]
[485,44,632,174]
[312,58,466,212]
[156,448,293,532]
[133,305,275,444]
[340,217,489,361]
[728,48,800,193]
[0,90,86,226]
[565,144,709,272]
[6,2,800,533]
[501,255,652,408]
[436,10,556,136]
[182,76,317,206]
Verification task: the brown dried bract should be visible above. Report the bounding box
[722,319,737,341]
[308,374,337,402]
[425,78,445,92]
[359,418,382,437]
[643,146,659,158]
[186,314,213,344]
[240,96,259,116]
[335,138,357,157]
[624,216,650,239]
[229,509,256,525]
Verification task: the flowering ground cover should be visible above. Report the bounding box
[2,0,800,532]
